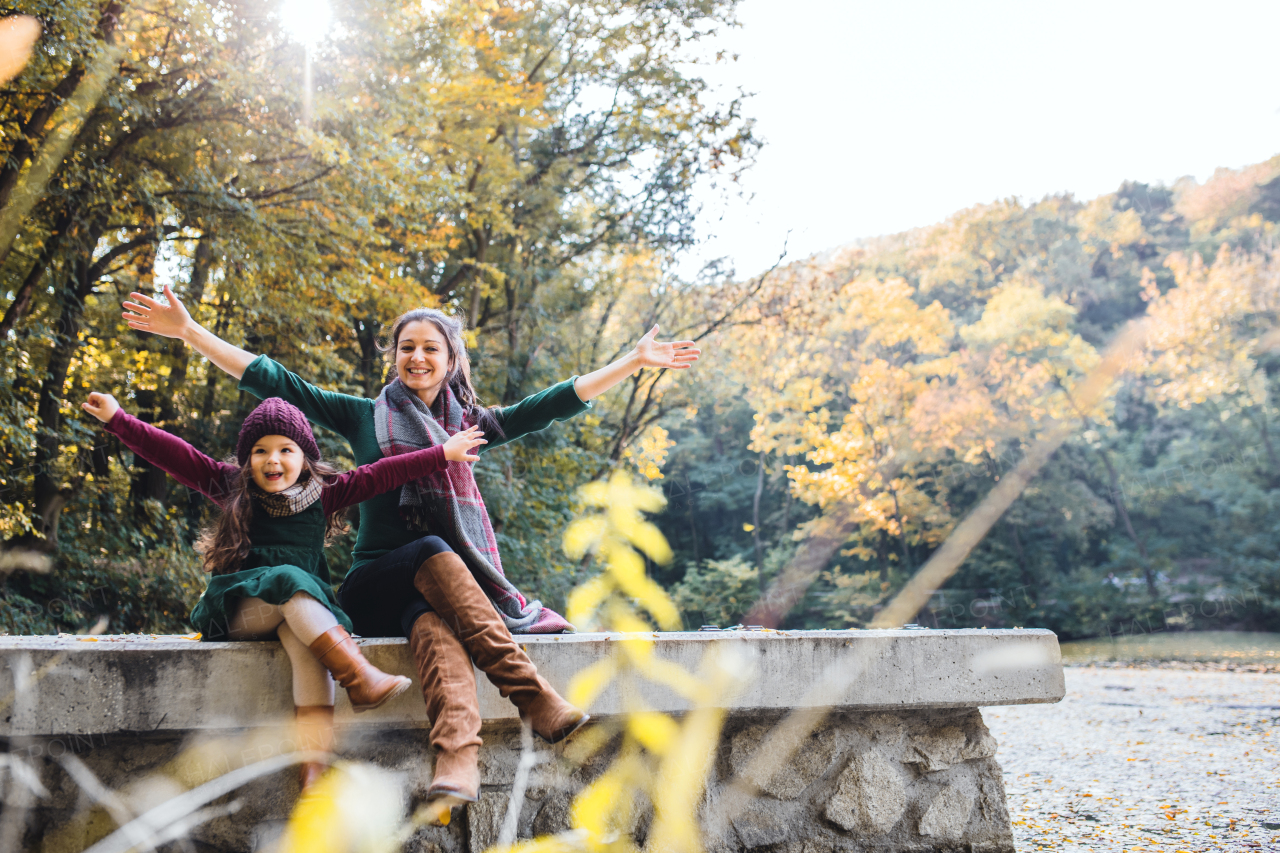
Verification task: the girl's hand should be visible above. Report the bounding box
[443,425,487,462]
[632,324,700,370]
[82,392,120,423]
[123,283,193,339]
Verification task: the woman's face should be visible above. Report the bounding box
[395,320,452,402]
[249,435,305,492]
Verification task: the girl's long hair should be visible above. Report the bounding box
[195,457,347,576]
[379,308,505,437]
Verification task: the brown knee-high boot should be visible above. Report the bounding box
[408,611,481,810]
[295,705,335,793]
[413,552,589,743]
[309,626,413,712]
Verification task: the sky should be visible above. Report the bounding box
[686,0,1280,278]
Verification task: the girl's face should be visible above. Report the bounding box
[249,435,305,492]
[395,320,452,402]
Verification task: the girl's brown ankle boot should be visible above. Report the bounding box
[309,626,412,712]
[295,704,334,793]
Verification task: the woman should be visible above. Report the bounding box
[123,285,700,816]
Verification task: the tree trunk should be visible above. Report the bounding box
[199,304,232,425]
[0,66,86,210]
[0,206,70,339]
[127,388,169,517]
[353,309,381,398]
[0,216,65,335]
[91,434,114,524]
[1098,447,1156,597]
[155,236,214,432]
[781,479,791,538]
[877,529,889,581]
[21,215,107,551]
[502,276,521,403]
[752,451,765,591]
[468,284,482,330]
[685,472,699,563]
[1256,409,1279,475]
[1009,522,1032,589]
[890,488,912,571]
[191,298,232,534]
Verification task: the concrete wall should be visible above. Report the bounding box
[0,629,1064,734]
[0,629,1064,852]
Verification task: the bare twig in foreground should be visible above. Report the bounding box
[0,652,37,852]
[81,751,328,853]
[498,719,539,848]
[55,754,148,852]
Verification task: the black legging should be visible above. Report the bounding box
[338,535,453,638]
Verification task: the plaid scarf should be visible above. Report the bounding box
[374,378,572,634]
[252,474,323,517]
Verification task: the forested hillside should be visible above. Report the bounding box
[2,0,1278,641]
[664,162,1280,638]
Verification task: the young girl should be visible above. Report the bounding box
[82,391,486,792]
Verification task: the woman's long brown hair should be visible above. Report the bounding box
[195,457,347,576]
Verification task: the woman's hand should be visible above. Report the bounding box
[121,282,256,380]
[82,392,120,423]
[443,425,487,462]
[572,324,702,402]
[632,325,700,370]
[122,283,193,340]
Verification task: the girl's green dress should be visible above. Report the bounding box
[189,502,352,641]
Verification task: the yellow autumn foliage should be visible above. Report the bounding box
[727,251,1102,569]
[485,470,749,853]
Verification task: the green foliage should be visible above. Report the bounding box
[0,0,754,633]
[2,493,204,634]
[670,555,759,629]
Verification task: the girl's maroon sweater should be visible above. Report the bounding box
[104,410,446,512]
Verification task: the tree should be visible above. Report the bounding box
[0,0,755,633]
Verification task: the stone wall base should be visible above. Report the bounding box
[12,707,1014,853]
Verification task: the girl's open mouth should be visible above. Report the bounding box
[264,472,283,480]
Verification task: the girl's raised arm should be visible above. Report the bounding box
[85,393,239,504]
[123,284,255,380]
[321,426,487,514]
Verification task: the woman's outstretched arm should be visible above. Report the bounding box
[123,284,255,380]
[489,325,702,450]
[572,325,701,402]
[123,284,368,438]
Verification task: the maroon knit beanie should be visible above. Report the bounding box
[236,398,321,465]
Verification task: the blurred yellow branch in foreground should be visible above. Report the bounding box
[490,471,751,853]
